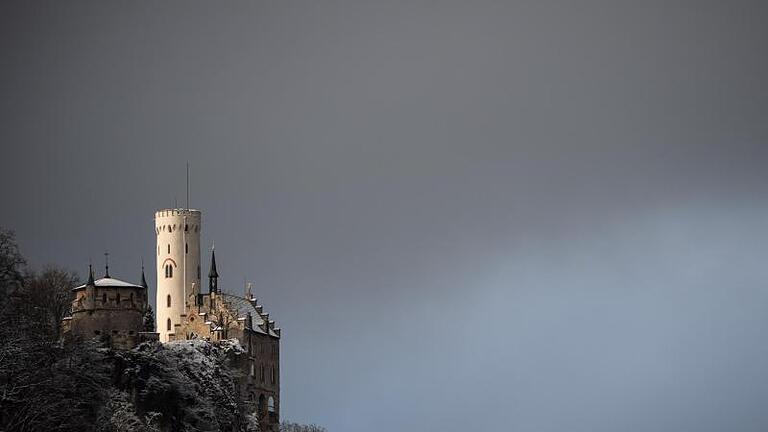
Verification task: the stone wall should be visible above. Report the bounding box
[65,284,150,350]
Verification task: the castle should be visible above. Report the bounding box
[62,208,281,430]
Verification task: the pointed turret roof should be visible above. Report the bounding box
[140,263,148,289]
[87,264,95,286]
[208,247,219,278]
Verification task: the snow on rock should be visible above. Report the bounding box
[108,339,250,432]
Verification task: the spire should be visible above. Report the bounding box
[87,263,95,286]
[104,251,110,278]
[140,259,148,289]
[208,246,219,293]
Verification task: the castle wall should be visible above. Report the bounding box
[68,285,149,350]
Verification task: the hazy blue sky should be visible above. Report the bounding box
[2,1,768,431]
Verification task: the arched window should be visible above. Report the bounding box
[167,294,171,308]
[250,361,255,376]
[167,318,172,331]
[168,265,173,278]
[102,293,107,303]
[185,224,188,232]
[260,364,265,383]
[268,397,275,413]
[271,366,276,384]
[115,293,120,304]
[258,394,266,414]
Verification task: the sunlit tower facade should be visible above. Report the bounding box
[154,208,202,342]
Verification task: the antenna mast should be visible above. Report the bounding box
[186,162,190,210]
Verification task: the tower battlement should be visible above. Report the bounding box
[155,208,201,218]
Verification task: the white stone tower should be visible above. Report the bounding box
[155,208,202,342]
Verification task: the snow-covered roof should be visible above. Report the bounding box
[73,277,144,290]
[219,293,279,337]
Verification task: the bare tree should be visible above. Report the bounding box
[0,228,26,299]
[22,267,79,340]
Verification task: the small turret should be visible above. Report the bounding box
[85,263,96,310]
[140,263,148,289]
[104,252,111,278]
[208,247,219,294]
[140,262,148,301]
[87,263,95,286]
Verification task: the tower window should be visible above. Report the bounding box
[116,293,120,304]
[167,244,170,254]
[271,366,275,384]
[185,243,188,254]
[165,265,173,278]
[102,293,107,303]
[167,294,171,308]
[185,224,188,232]
[197,265,201,279]
[167,318,172,331]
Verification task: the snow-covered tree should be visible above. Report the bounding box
[143,302,156,332]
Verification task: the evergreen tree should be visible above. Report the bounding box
[143,302,156,332]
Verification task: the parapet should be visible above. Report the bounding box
[155,208,202,218]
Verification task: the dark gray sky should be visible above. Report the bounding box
[2,1,768,430]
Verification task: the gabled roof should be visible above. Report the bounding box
[219,293,280,337]
[73,277,144,291]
